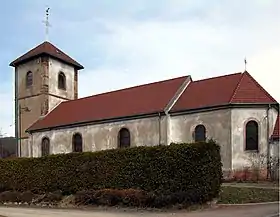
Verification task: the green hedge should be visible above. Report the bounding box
[0,141,222,204]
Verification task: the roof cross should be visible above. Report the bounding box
[42,7,51,41]
[244,57,247,71]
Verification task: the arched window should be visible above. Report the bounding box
[245,120,259,151]
[72,133,83,152]
[26,71,33,87]
[194,124,206,142]
[41,137,50,156]
[58,72,66,90]
[118,128,130,148]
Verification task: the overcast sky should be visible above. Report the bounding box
[0,0,279,136]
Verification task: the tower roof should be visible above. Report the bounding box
[9,41,84,70]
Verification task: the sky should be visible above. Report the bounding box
[0,0,279,136]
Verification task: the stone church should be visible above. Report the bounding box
[10,40,279,173]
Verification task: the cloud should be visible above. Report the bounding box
[250,47,280,101]
[0,0,279,136]
[79,15,280,100]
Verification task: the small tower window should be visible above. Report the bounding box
[26,71,33,87]
[194,124,206,142]
[58,72,66,90]
[72,133,83,152]
[118,128,131,148]
[41,137,50,156]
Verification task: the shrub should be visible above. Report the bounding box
[20,191,36,204]
[0,191,21,203]
[0,141,222,206]
[75,189,166,208]
[41,190,63,203]
[75,190,97,205]
[75,189,150,207]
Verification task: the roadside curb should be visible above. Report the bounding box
[222,184,279,190]
[263,213,280,217]
[218,201,279,206]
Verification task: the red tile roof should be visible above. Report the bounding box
[272,116,279,139]
[28,71,278,132]
[171,71,277,112]
[230,72,276,103]
[10,41,83,69]
[27,76,190,131]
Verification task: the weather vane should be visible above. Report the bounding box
[244,57,247,71]
[42,7,51,41]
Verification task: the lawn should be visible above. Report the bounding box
[218,186,279,204]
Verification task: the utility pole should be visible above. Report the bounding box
[18,105,31,157]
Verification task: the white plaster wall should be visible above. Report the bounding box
[31,116,167,157]
[231,107,278,170]
[48,58,75,100]
[270,140,279,158]
[170,109,232,170]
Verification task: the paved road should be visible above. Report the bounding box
[0,204,278,217]
[222,183,280,190]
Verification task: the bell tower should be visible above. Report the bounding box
[9,41,83,157]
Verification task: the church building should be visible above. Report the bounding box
[10,41,279,174]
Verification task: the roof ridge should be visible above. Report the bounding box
[229,72,244,103]
[61,75,190,105]
[46,41,78,63]
[163,76,192,112]
[192,72,242,83]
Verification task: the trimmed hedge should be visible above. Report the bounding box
[0,141,222,205]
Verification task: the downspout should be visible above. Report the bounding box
[14,67,19,157]
[19,104,21,157]
[266,104,271,179]
[30,132,33,157]
[158,112,161,145]
[165,111,170,146]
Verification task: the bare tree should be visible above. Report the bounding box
[0,128,8,158]
[269,155,279,181]
[247,152,279,181]
[247,153,266,181]
[0,128,4,138]
[0,128,3,158]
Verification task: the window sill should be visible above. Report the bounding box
[244,150,259,153]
